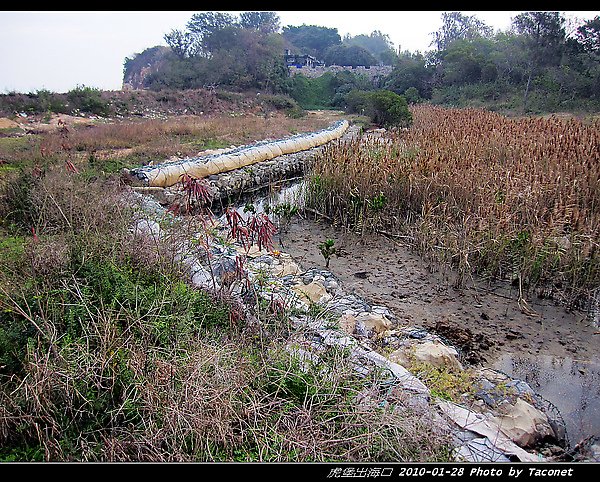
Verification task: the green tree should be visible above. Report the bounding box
[164,29,199,59]
[186,11,237,36]
[511,11,567,111]
[143,56,207,90]
[441,38,493,85]
[145,12,287,92]
[323,44,377,67]
[186,12,237,56]
[576,16,600,54]
[383,51,433,99]
[343,30,398,65]
[487,32,529,85]
[330,70,375,108]
[403,86,421,104]
[238,11,280,33]
[282,25,341,59]
[344,89,371,115]
[431,12,493,51]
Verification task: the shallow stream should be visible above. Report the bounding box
[494,354,600,446]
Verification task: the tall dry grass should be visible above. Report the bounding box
[307,105,600,306]
[1,112,343,176]
[41,113,338,152]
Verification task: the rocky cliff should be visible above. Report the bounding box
[122,46,171,90]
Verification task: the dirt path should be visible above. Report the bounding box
[276,216,598,367]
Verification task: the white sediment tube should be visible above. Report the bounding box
[129,120,349,187]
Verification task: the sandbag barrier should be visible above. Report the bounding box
[128,119,350,188]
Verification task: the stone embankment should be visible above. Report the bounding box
[288,65,393,82]
[125,120,361,209]
[126,120,350,188]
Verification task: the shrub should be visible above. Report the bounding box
[365,90,412,128]
[35,89,68,114]
[344,89,371,115]
[404,87,422,104]
[344,89,412,128]
[66,85,110,116]
[261,94,296,110]
[260,94,305,118]
[0,167,235,460]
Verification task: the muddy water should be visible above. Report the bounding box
[237,182,600,447]
[494,354,600,446]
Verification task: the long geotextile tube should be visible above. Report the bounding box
[128,119,350,188]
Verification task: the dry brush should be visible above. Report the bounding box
[307,105,600,306]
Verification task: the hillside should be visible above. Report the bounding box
[0,87,292,121]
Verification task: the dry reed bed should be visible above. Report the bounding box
[308,105,600,304]
[48,113,337,153]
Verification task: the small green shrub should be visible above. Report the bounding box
[261,94,297,110]
[35,89,68,114]
[366,90,412,128]
[262,354,319,406]
[344,89,412,128]
[345,89,371,114]
[0,169,39,232]
[66,85,110,116]
[318,238,336,268]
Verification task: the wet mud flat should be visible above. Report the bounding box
[275,215,600,445]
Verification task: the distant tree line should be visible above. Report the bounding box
[120,11,600,114]
[0,85,111,117]
[123,12,398,95]
[3,11,592,119]
[383,12,600,113]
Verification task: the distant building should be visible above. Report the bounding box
[283,49,392,87]
[284,49,324,68]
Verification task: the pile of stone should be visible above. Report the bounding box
[125,120,351,188]
[237,246,569,463]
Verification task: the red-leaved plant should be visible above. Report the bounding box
[224,207,277,254]
[248,213,277,252]
[179,173,212,213]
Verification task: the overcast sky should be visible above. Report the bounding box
[0,10,598,94]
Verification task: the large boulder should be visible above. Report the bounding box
[292,281,331,305]
[337,313,357,335]
[437,400,543,462]
[355,312,393,338]
[271,255,301,277]
[388,346,412,368]
[414,341,463,372]
[490,398,555,449]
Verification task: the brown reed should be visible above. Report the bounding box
[307,105,600,306]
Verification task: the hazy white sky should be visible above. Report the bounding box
[0,10,598,94]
